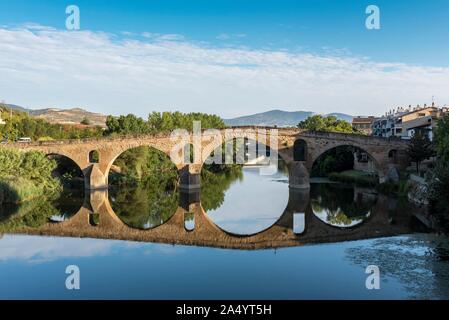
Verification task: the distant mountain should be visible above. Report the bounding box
[224,109,353,127]
[1,104,107,127]
[3,104,30,113]
[3,104,353,129]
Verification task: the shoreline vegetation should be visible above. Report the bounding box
[0,149,62,204]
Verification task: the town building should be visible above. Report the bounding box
[372,103,449,141]
[352,116,377,135]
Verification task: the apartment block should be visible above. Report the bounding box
[372,103,449,140]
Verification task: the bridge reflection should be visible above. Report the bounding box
[8,188,420,250]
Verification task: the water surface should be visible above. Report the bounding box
[1,163,448,299]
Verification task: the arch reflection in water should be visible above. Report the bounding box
[293,213,305,234]
[201,159,289,236]
[310,183,377,228]
[0,188,84,228]
[184,212,195,231]
[48,189,85,222]
[108,146,179,230]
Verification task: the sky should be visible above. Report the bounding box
[0,0,448,118]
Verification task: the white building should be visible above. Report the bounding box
[372,104,449,141]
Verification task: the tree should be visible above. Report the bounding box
[298,115,356,133]
[434,115,449,168]
[407,131,434,173]
[80,117,91,125]
[427,114,449,228]
[107,111,226,135]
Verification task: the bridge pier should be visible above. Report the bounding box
[83,163,108,190]
[179,189,201,211]
[178,164,201,192]
[288,161,310,189]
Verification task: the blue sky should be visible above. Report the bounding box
[0,0,448,117]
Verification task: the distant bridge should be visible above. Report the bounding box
[3,128,410,190]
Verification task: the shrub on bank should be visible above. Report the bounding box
[376,180,410,197]
[328,170,378,187]
[0,149,61,204]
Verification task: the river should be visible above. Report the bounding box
[1,161,449,299]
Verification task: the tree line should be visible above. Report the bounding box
[105,111,226,135]
[0,105,227,141]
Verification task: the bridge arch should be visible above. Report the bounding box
[309,143,383,181]
[106,145,180,230]
[293,139,307,161]
[200,134,287,168]
[103,144,176,184]
[45,152,85,187]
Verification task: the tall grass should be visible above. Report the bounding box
[0,149,62,204]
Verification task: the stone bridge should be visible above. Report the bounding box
[10,188,419,250]
[3,128,410,190]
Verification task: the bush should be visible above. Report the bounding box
[328,170,378,187]
[0,149,61,203]
[376,180,410,197]
[427,164,449,228]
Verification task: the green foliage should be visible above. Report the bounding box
[0,149,61,203]
[108,146,180,229]
[200,164,243,211]
[434,115,449,167]
[329,170,378,187]
[105,114,149,135]
[407,131,435,173]
[310,183,376,227]
[0,188,83,232]
[108,145,244,220]
[298,115,356,133]
[106,111,226,135]
[427,116,449,229]
[0,197,60,232]
[109,146,178,187]
[377,180,410,197]
[311,146,355,177]
[109,183,179,229]
[427,164,449,228]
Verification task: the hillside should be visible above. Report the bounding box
[224,109,353,127]
[3,104,107,127]
[3,104,353,129]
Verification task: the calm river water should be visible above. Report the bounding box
[1,163,449,299]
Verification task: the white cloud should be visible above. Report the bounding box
[0,24,448,118]
[0,234,185,263]
[0,235,119,263]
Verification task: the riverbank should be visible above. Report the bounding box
[0,149,62,204]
